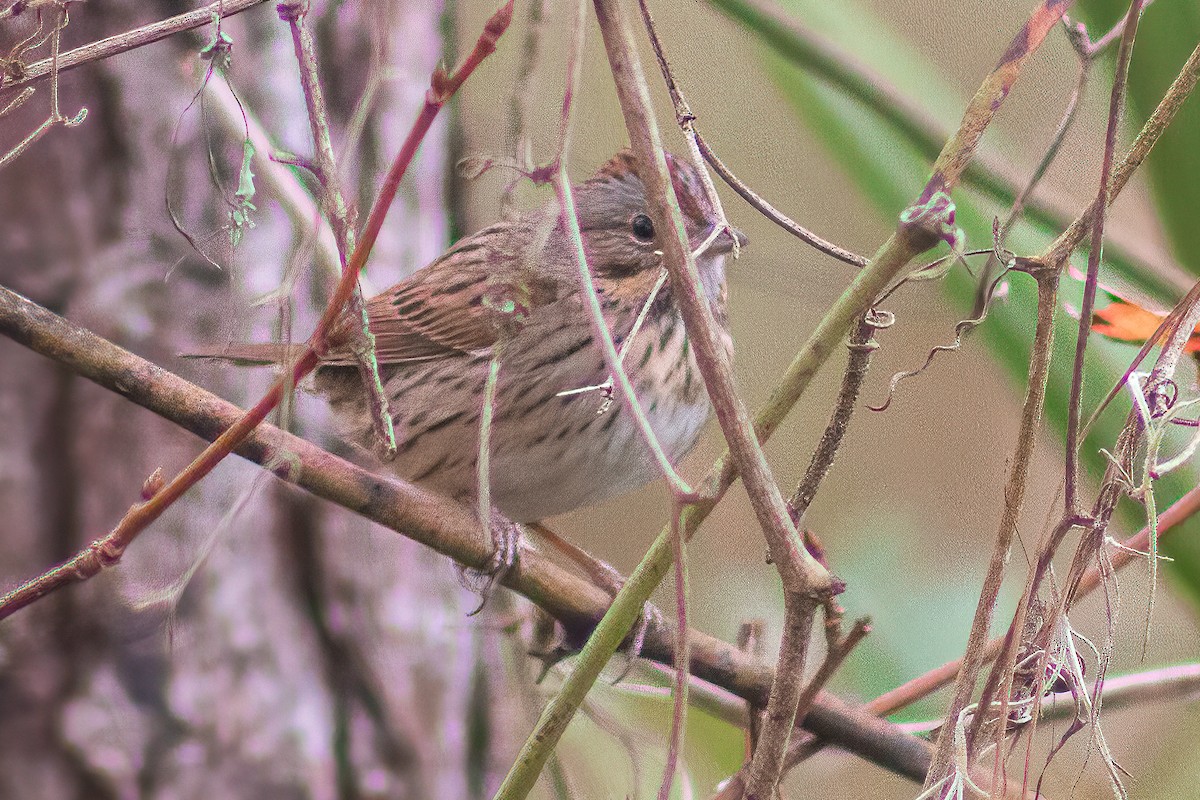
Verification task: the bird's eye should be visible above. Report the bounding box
[631,213,655,241]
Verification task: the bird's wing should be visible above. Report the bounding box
[327,225,557,365]
[185,224,562,368]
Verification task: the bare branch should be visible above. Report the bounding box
[1064,0,1146,513]
[0,0,269,93]
[0,284,935,782]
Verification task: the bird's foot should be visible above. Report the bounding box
[459,511,522,615]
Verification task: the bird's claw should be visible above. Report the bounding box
[460,513,523,615]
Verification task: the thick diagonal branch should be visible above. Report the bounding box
[0,284,933,782]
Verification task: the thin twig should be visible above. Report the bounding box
[1064,0,1145,514]
[799,619,870,727]
[760,312,891,784]
[478,356,501,560]
[715,610,869,800]
[0,3,86,170]
[547,0,695,497]
[659,504,690,800]
[637,0,864,268]
[501,0,549,215]
[789,312,887,521]
[736,620,767,755]
[0,285,938,785]
[892,662,1199,736]
[1040,39,1200,271]
[277,0,397,458]
[1040,662,1200,720]
[926,266,1061,788]
[694,134,867,267]
[856,37,1200,724]
[634,0,739,266]
[973,31,1088,316]
[203,71,341,281]
[1075,2,1154,56]
[865,481,1200,728]
[553,166,696,498]
[965,9,1152,785]
[490,3,1069,795]
[704,0,1177,283]
[972,4,1149,317]
[0,0,269,92]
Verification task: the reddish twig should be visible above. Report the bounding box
[1041,662,1200,719]
[0,286,938,781]
[314,0,514,352]
[0,0,515,622]
[964,5,1148,785]
[797,619,870,726]
[659,504,691,800]
[861,408,1200,735]
[896,0,1093,789]
[972,15,1104,317]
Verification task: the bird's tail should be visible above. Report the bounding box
[180,342,310,367]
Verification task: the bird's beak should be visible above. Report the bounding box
[701,225,748,256]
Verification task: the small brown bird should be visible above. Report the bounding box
[204,150,744,528]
